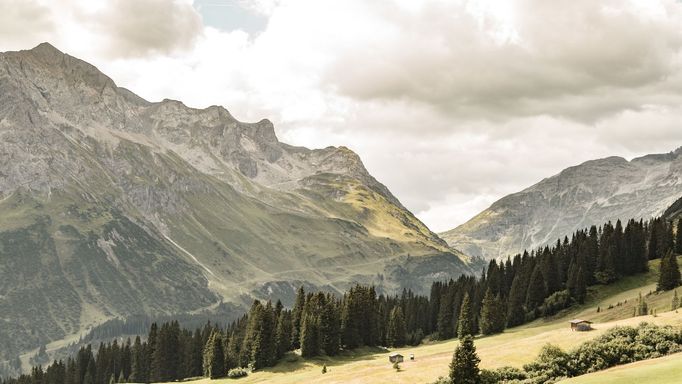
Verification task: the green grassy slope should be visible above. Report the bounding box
[558,352,682,384]
[184,257,682,384]
[0,190,217,360]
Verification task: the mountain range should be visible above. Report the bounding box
[0,43,474,361]
[442,148,682,259]
[4,42,682,370]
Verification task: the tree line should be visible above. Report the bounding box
[3,216,680,384]
[432,217,680,341]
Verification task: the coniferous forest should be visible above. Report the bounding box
[3,216,680,384]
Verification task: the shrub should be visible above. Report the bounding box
[520,323,682,382]
[540,290,574,317]
[227,368,248,379]
[480,366,527,384]
[524,344,572,382]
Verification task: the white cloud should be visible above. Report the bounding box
[1,0,681,232]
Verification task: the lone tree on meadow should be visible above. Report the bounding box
[449,335,480,384]
[657,250,681,291]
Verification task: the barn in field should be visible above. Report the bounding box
[569,319,593,331]
[388,353,404,363]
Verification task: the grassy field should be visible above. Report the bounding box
[182,257,682,384]
[559,352,682,384]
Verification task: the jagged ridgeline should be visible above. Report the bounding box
[0,43,475,362]
[4,209,680,384]
[443,149,682,260]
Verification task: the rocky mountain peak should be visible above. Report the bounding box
[28,42,63,61]
[442,147,682,259]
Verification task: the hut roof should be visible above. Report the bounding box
[569,319,592,324]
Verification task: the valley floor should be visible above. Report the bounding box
[179,258,682,384]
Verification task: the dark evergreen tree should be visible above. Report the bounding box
[291,287,306,349]
[318,295,341,356]
[506,276,526,327]
[479,289,504,335]
[525,265,547,312]
[130,338,145,384]
[224,332,240,372]
[457,293,473,339]
[274,311,292,360]
[658,250,681,291]
[437,290,455,340]
[150,321,180,382]
[448,335,480,384]
[300,313,319,358]
[202,331,224,379]
[387,307,407,347]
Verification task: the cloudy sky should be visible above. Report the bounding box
[3,0,682,232]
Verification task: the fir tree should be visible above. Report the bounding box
[274,311,292,360]
[525,265,547,312]
[658,250,681,291]
[242,300,276,370]
[437,291,455,340]
[291,287,306,349]
[479,289,504,335]
[387,307,407,347]
[457,293,473,339]
[224,332,240,372]
[448,335,480,384]
[202,331,225,379]
[300,313,319,358]
[319,296,341,356]
[506,276,526,327]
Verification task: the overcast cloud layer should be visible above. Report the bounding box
[2,0,682,232]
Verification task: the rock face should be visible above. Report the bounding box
[0,43,474,360]
[441,149,682,260]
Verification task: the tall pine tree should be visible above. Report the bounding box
[202,331,224,379]
[449,335,480,384]
[387,307,407,347]
[457,293,473,339]
[479,289,504,335]
[658,250,681,291]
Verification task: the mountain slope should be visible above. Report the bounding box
[442,149,682,259]
[0,43,474,360]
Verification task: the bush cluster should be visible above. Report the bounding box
[226,368,248,379]
[483,323,682,384]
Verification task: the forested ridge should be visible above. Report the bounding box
[3,216,681,384]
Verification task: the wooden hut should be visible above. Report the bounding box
[569,319,593,331]
[389,353,404,363]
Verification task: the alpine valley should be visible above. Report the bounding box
[0,43,476,361]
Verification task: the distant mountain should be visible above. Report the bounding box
[441,148,682,260]
[0,43,475,360]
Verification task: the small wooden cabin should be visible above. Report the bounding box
[569,319,593,331]
[389,353,404,363]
